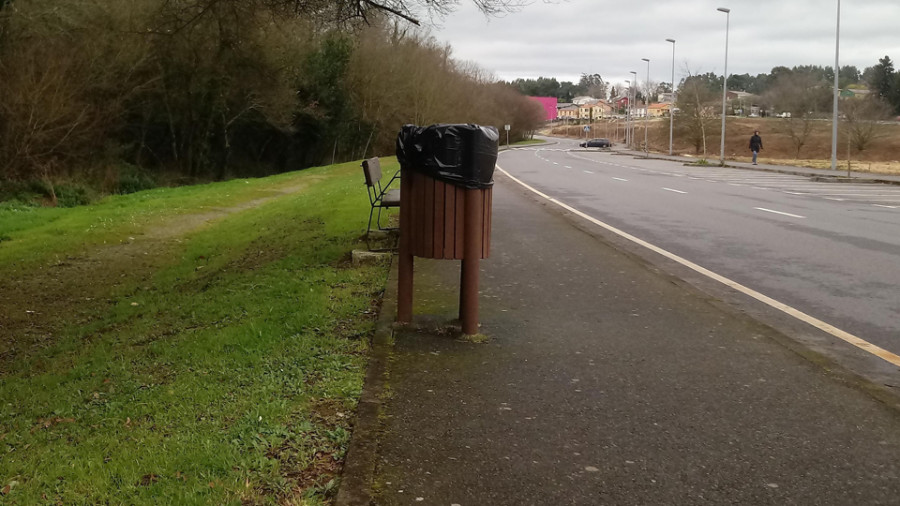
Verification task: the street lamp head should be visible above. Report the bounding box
[641,58,650,62]
[666,38,675,43]
[717,7,730,13]
[630,71,637,76]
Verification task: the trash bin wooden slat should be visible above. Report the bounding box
[403,169,491,260]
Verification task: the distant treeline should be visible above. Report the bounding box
[511,58,900,115]
[509,74,606,103]
[0,0,544,201]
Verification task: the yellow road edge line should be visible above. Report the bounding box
[495,163,900,368]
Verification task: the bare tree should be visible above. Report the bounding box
[765,72,831,158]
[675,68,718,156]
[0,0,155,189]
[1,0,543,193]
[578,73,607,99]
[842,96,891,154]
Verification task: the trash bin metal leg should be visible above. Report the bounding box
[398,169,413,323]
[460,188,483,335]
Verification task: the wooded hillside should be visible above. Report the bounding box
[0,0,544,202]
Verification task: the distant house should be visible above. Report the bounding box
[558,104,580,120]
[575,100,614,121]
[572,96,597,105]
[726,91,755,101]
[726,91,760,116]
[840,88,871,99]
[528,96,559,121]
[647,103,671,118]
[591,100,613,119]
[578,103,593,120]
[612,96,629,110]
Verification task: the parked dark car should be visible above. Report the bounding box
[579,138,612,148]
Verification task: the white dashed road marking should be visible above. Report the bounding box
[754,207,805,219]
[662,188,687,194]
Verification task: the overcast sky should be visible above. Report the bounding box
[425,0,900,89]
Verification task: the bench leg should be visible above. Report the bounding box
[365,206,376,250]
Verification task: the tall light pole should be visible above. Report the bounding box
[717,7,730,165]
[666,38,676,156]
[624,79,631,147]
[831,0,841,171]
[630,70,637,150]
[642,58,650,156]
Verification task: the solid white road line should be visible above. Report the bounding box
[495,163,900,369]
[662,187,687,194]
[754,207,805,219]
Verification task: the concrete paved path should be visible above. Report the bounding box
[366,173,900,505]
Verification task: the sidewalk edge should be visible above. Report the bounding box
[335,256,398,506]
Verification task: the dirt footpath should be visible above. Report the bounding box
[0,189,301,373]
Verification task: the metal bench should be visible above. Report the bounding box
[362,157,400,249]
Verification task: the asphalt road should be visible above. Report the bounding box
[499,138,900,361]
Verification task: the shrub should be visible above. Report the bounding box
[115,164,157,194]
[53,182,96,207]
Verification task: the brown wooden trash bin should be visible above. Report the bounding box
[395,124,498,336]
[397,167,493,335]
[403,168,491,260]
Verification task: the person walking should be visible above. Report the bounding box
[749,130,763,165]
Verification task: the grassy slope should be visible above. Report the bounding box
[0,160,399,504]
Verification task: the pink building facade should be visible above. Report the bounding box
[528,96,558,121]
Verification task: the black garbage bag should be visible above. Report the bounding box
[396,124,499,189]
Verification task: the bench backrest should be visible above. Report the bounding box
[362,158,382,187]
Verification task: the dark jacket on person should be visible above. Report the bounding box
[749,134,763,151]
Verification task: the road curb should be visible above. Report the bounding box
[334,255,398,506]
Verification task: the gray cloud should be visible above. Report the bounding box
[428,0,900,87]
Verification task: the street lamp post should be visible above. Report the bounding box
[717,7,730,165]
[624,79,631,147]
[666,38,676,156]
[831,0,841,171]
[629,70,637,150]
[642,58,650,157]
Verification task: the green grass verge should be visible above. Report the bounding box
[510,139,546,146]
[0,170,331,273]
[0,160,396,504]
